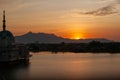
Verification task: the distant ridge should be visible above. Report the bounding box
[15,32,113,44]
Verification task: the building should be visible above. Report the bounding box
[0,11,29,64]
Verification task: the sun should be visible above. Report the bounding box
[74,36,81,40]
[61,32,85,40]
[72,34,84,40]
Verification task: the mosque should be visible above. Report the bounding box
[0,11,29,63]
[0,11,15,47]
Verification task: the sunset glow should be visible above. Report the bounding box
[71,34,84,40]
[0,0,120,41]
[74,36,81,40]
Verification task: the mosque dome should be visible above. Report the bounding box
[0,31,15,47]
[0,30,14,38]
[0,11,15,47]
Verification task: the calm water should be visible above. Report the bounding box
[0,52,120,80]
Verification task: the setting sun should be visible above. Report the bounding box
[71,33,84,40]
[74,36,81,40]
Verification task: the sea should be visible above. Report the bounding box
[0,52,120,80]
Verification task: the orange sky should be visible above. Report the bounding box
[0,0,120,41]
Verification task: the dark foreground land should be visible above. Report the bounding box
[28,41,120,53]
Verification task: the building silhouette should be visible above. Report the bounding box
[0,11,29,63]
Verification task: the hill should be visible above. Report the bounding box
[15,32,113,44]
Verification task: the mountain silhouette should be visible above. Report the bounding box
[15,32,113,44]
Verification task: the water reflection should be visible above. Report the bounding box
[29,52,120,80]
[0,52,120,80]
[0,63,29,80]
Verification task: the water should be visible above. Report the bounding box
[0,52,120,80]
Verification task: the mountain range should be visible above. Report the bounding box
[15,32,113,44]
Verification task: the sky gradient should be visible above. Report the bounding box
[0,0,120,41]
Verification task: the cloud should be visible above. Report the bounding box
[0,0,42,11]
[0,0,12,4]
[0,0,23,5]
[116,0,120,4]
[77,0,120,16]
[0,0,25,10]
[78,5,118,16]
[97,0,120,3]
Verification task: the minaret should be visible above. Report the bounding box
[3,10,6,31]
